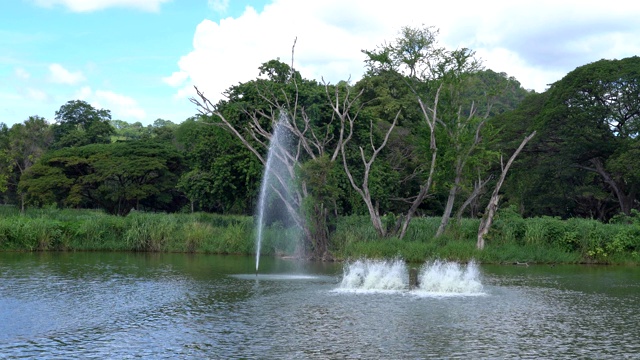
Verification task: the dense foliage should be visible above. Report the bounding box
[499,56,640,221]
[1,26,639,260]
[20,140,185,215]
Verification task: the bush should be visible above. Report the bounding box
[488,205,527,245]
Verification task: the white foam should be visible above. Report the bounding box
[415,260,484,296]
[336,259,484,296]
[338,259,407,291]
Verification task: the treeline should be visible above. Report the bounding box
[1,26,639,259]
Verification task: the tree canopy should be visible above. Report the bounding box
[52,100,115,149]
[1,29,638,256]
[20,140,185,215]
[498,57,640,219]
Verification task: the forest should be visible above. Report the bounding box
[1,26,639,262]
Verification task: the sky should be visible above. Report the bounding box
[1,0,640,127]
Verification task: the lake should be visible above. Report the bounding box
[1,252,638,359]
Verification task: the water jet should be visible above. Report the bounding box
[255,113,297,273]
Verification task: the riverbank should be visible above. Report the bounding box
[0,206,638,265]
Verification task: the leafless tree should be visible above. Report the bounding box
[190,61,365,258]
[477,131,536,249]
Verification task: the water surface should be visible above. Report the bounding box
[1,252,638,359]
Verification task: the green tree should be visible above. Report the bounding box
[192,59,355,259]
[0,123,9,195]
[519,57,640,218]
[494,92,583,218]
[361,25,534,240]
[150,118,178,141]
[21,140,185,215]
[110,120,152,140]
[52,100,115,148]
[298,155,343,257]
[0,116,53,210]
[175,117,261,214]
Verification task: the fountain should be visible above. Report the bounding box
[417,259,483,294]
[338,259,408,291]
[252,115,483,295]
[336,259,484,295]
[255,114,296,274]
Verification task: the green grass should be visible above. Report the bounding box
[0,206,638,264]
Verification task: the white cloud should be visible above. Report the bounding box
[174,84,196,101]
[168,0,640,103]
[162,71,189,87]
[208,0,229,14]
[173,1,394,105]
[49,63,85,85]
[473,47,567,92]
[26,88,50,102]
[15,67,30,80]
[32,0,170,12]
[75,86,93,100]
[72,86,146,120]
[95,90,146,120]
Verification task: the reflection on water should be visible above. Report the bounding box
[0,252,639,359]
[232,274,323,281]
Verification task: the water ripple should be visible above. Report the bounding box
[1,254,639,359]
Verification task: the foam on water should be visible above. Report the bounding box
[337,259,408,293]
[416,260,484,296]
[336,259,484,296]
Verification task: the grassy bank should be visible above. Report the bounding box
[0,206,639,264]
[0,207,255,254]
[331,207,640,264]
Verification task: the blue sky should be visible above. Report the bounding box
[2,0,639,127]
[0,0,269,125]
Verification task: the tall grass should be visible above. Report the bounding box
[333,210,640,264]
[0,208,257,254]
[1,206,639,264]
[0,216,64,251]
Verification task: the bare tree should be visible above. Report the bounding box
[455,175,492,221]
[339,109,400,237]
[363,25,529,241]
[435,99,489,237]
[190,60,364,259]
[395,88,441,239]
[477,131,536,249]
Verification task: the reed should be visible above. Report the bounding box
[0,216,63,251]
[0,206,638,264]
[182,221,210,253]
